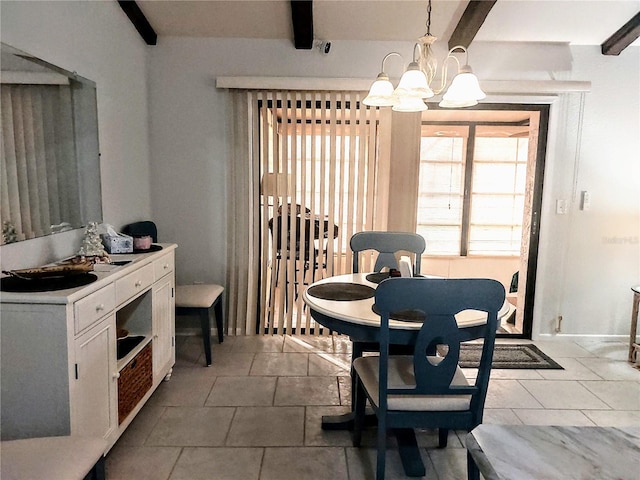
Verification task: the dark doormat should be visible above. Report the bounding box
[459,343,564,369]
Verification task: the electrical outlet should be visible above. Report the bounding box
[554,315,563,333]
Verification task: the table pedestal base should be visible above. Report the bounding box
[321,413,426,477]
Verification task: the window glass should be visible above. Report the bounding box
[418,129,528,256]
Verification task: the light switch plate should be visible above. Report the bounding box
[556,199,567,214]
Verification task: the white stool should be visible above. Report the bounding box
[175,284,224,366]
[1,436,107,480]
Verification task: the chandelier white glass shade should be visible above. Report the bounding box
[362,52,402,107]
[363,43,486,112]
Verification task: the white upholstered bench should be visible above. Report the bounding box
[175,284,225,366]
[0,436,107,480]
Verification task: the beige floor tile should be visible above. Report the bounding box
[532,340,595,358]
[116,404,166,446]
[232,335,284,352]
[207,351,256,376]
[105,445,181,480]
[427,446,469,480]
[250,352,309,376]
[485,380,543,409]
[484,368,545,380]
[537,357,603,380]
[284,334,336,353]
[260,447,348,480]
[520,380,610,409]
[513,408,596,426]
[575,340,627,360]
[580,380,640,410]
[147,368,216,407]
[206,376,277,406]
[332,335,353,354]
[416,428,461,448]
[304,406,354,446]
[226,406,305,446]
[346,446,433,480]
[146,406,235,446]
[174,335,207,366]
[169,447,263,480]
[308,353,350,375]
[274,376,341,406]
[582,409,640,427]
[338,375,352,406]
[483,408,523,425]
[576,357,640,381]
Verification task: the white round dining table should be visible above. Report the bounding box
[303,272,513,342]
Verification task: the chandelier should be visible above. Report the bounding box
[363,0,486,112]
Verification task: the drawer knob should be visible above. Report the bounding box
[163,264,169,270]
[135,280,142,287]
[95,304,105,312]
[112,372,120,379]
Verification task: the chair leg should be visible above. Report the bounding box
[200,308,212,366]
[350,342,365,406]
[467,450,480,480]
[214,297,224,343]
[376,415,387,480]
[352,377,366,447]
[438,428,449,448]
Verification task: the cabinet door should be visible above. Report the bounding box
[152,275,175,382]
[72,315,118,440]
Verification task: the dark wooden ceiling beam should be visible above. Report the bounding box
[601,11,640,55]
[290,0,313,49]
[448,0,497,50]
[118,0,157,46]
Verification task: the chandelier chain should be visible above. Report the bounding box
[426,0,432,35]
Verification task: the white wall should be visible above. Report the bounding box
[147,38,639,339]
[0,0,151,269]
[534,46,640,339]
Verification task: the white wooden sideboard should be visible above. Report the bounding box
[0,244,177,451]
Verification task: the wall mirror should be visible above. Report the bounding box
[1,42,102,244]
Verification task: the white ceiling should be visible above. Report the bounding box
[137,0,640,47]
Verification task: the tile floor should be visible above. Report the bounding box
[106,335,640,479]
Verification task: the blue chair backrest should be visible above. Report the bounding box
[374,277,505,408]
[350,231,425,274]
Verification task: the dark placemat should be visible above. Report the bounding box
[371,304,426,322]
[0,273,98,292]
[365,272,424,284]
[132,244,163,254]
[307,282,375,301]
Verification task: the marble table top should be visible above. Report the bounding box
[466,425,640,480]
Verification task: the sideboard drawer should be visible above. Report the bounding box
[153,251,174,280]
[115,264,154,305]
[74,284,116,334]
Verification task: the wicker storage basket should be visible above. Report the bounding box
[118,342,152,424]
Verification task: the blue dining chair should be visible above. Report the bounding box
[351,277,505,480]
[350,231,425,275]
[349,231,427,373]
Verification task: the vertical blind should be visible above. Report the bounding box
[1,84,79,242]
[255,90,385,335]
[225,89,391,336]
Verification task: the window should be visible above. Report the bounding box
[417,124,528,256]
